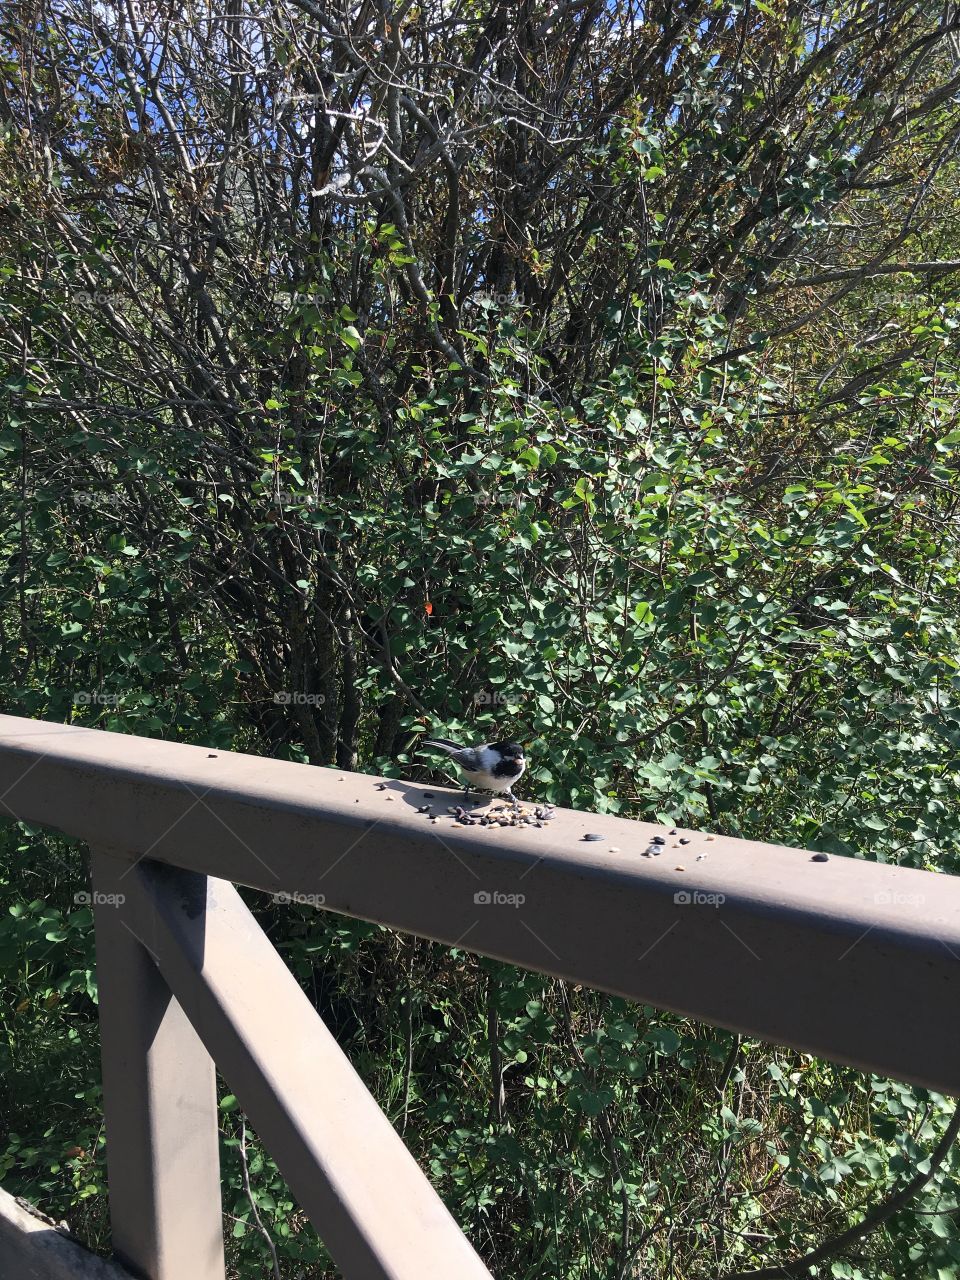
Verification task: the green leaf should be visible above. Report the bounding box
[644,1026,680,1055]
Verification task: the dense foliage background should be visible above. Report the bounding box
[3,0,960,1275]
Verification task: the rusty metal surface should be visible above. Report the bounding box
[2,715,960,1094]
[115,858,493,1280]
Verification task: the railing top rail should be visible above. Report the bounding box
[2,714,960,1095]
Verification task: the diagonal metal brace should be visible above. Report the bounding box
[104,854,493,1280]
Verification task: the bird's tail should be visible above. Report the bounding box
[422,737,463,755]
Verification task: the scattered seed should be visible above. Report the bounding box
[652,836,666,845]
[417,805,431,814]
[675,865,686,871]
[422,791,435,798]
[679,837,691,845]
[811,852,829,863]
[706,835,716,841]
[376,783,388,791]
[609,846,621,853]
[583,833,605,842]
[385,795,394,801]
[669,828,677,835]
[696,854,707,861]
[207,753,218,759]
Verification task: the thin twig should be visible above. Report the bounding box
[239,1118,282,1280]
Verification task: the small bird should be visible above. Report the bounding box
[422,737,526,805]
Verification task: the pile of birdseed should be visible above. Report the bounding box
[437,801,556,828]
[371,782,556,828]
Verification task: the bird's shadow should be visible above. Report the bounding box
[375,777,511,819]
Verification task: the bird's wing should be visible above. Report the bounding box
[453,747,485,772]
[422,738,463,754]
[423,738,481,768]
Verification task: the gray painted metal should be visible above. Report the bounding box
[113,858,493,1280]
[0,1187,137,1280]
[2,715,960,1095]
[91,851,225,1280]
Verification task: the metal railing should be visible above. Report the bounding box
[2,713,960,1279]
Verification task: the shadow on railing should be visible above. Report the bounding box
[2,715,960,1279]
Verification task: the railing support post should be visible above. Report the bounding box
[92,851,225,1280]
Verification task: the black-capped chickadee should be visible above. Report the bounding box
[422,737,526,804]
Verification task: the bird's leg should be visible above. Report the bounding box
[463,781,472,803]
